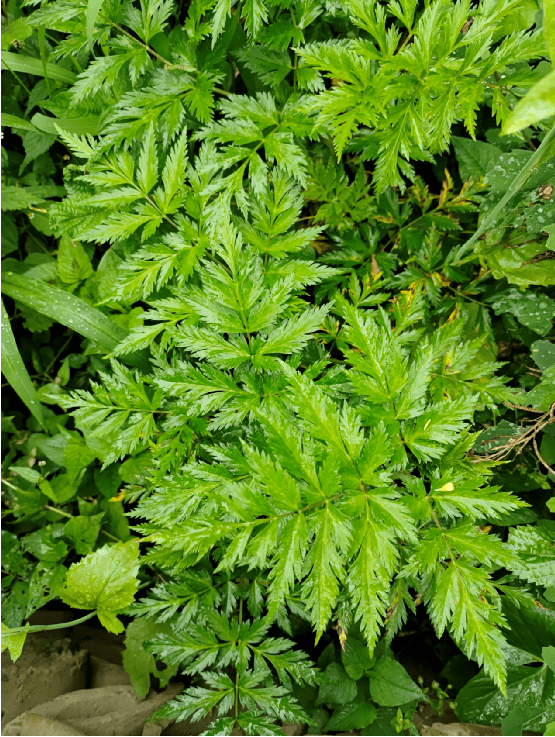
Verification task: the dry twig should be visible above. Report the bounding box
[471,402,555,474]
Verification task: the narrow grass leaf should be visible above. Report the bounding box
[1,300,45,428]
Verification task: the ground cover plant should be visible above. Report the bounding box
[1,0,555,734]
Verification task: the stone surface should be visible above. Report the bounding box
[89,655,132,688]
[142,724,162,736]
[282,723,306,736]
[22,714,88,736]
[143,720,169,736]
[420,724,502,736]
[2,684,184,737]
[1,635,87,728]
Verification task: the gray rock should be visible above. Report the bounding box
[420,724,502,736]
[22,714,88,736]
[282,723,306,736]
[88,655,131,688]
[2,684,183,737]
[142,721,166,736]
[1,635,87,728]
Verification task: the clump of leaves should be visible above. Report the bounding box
[2,0,555,734]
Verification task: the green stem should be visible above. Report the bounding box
[45,505,72,519]
[45,505,119,541]
[235,596,243,719]
[2,611,96,635]
[452,121,555,264]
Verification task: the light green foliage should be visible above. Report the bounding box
[2,0,555,732]
[57,360,164,463]
[122,618,180,699]
[59,539,140,632]
[64,292,526,694]
[298,0,545,190]
[503,71,555,135]
[0,622,29,662]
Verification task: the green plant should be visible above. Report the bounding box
[293,634,424,735]
[418,676,452,716]
[2,0,555,733]
[456,601,555,734]
[2,539,140,657]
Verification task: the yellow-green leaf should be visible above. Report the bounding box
[502,71,555,135]
[1,17,33,51]
[31,113,100,137]
[1,114,38,132]
[59,540,140,634]
[545,0,555,62]
[1,622,29,662]
[57,234,93,285]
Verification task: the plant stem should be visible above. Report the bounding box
[235,596,243,719]
[45,505,73,518]
[2,611,96,635]
[452,121,555,264]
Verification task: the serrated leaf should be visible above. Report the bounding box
[368,657,423,707]
[456,665,555,732]
[506,526,555,587]
[64,514,104,555]
[341,637,375,680]
[59,540,140,633]
[137,124,159,195]
[316,662,357,706]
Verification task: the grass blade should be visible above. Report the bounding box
[86,0,106,51]
[37,25,51,96]
[1,52,76,84]
[1,114,38,132]
[31,113,100,136]
[1,273,148,370]
[1,299,45,428]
